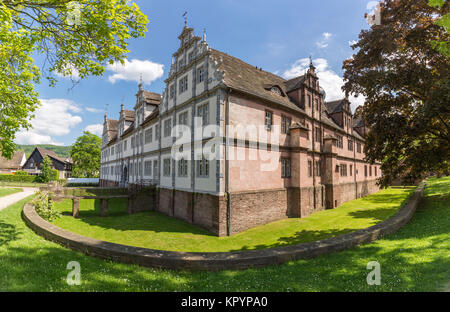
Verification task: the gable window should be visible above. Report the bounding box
[163,158,171,177]
[281,158,291,178]
[178,58,184,69]
[178,158,188,177]
[307,95,311,107]
[315,127,321,143]
[315,99,319,111]
[197,103,209,126]
[315,160,321,176]
[197,157,209,178]
[169,84,175,99]
[340,164,348,177]
[178,111,188,126]
[164,118,172,137]
[179,76,188,94]
[336,135,343,149]
[188,52,194,63]
[265,110,273,131]
[348,139,354,151]
[144,161,152,176]
[281,115,291,134]
[197,67,205,83]
[145,128,153,144]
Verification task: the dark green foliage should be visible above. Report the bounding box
[16,144,72,159]
[0,174,36,183]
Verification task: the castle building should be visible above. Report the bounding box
[100,25,381,236]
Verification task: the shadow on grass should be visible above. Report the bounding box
[0,221,22,246]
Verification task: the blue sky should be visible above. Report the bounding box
[16,0,376,146]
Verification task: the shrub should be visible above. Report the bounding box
[0,174,37,183]
[32,191,61,221]
[51,169,59,181]
[14,171,29,176]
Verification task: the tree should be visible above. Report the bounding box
[429,0,450,56]
[70,131,101,178]
[39,156,53,183]
[0,0,148,159]
[343,0,449,187]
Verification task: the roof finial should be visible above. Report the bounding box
[120,97,124,112]
[183,11,188,27]
[203,28,207,42]
[104,103,109,121]
[139,74,143,90]
[309,55,313,67]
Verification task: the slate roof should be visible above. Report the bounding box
[0,151,25,169]
[142,91,161,106]
[123,110,135,122]
[107,119,119,131]
[325,99,346,114]
[209,49,305,114]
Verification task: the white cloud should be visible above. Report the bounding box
[15,99,83,145]
[84,124,103,136]
[86,107,103,113]
[106,59,164,85]
[282,58,365,112]
[316,32,333,49]
[55,63,80,80]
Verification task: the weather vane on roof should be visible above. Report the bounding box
[183,11,188,26]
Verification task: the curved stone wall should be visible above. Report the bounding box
[22,182,425,271]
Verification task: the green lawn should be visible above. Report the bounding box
[0,188,22,198]
[0,177,448,291]
[0,182,47,188]
[51,186,416,252]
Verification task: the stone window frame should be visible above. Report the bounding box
[178,158,188,177]
[179,75,188,94]
[163,158,171,177]
[197,66,205,84]
[307,94,312,107]
[265,110,273,131]
[281,115,292,135]
[197,102,209,127]
[196,157,209,178]
[153,160,158,179]
[281,158,291,178]
[348,138,354,151]
[308,160,313,177]
[145,127,153,144]
[340,164,348,177]
[357,142,362,153]
[169,84,175,99]
[315,127,321,143]
[336,134,343,149]
[163,118,172,138]
[315,160,321,176]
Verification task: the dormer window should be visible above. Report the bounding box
[271,87,281,95]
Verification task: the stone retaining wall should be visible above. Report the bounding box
[22,182,425,271]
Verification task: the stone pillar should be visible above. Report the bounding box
[72,198,80,218]
[100,198,109,217]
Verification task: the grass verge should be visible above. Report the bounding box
[0,188,22,198]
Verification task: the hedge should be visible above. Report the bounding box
[0,174,37,183]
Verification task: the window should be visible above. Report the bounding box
[197,67,205,83]
[281,159,291,178]
[179,76,188,94]
[145,128,153,144]
[271,87,281,95]
[357,143,362,153]
[178,58,184,69]
[281,115,291,134]
[369,166,372,176]
[163,159,171,177]
[178,158,188,177]
[164,118,172,137]
[365,165,368,177]
[139,133,143,145]
[315,99,319,111]
[188,52,194,63]
[155,124,160,140]
[315,161,321,176]
[340,164,348,177]
[307,95,311,107]
[315,127,321,143]
[308,160,312,177]
[350,164,353,176]
[178,111,188,126]
[197,157,209,178]
[265,110,273,131]
[375,167,378,177]
[348,139,354,151]
[197,103,209,126]
[131,137,135,148]
[336,135,343,148]
[153,160,158,179]
[123,140,127,151]
[169,84,175,99]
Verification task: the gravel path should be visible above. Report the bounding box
[0,188,38,211]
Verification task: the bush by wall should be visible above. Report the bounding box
[0,174,37,183]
